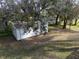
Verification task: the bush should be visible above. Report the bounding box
[0,30,12,37]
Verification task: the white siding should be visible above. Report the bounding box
[12,21,48,40]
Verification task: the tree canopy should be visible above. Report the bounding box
[0,0,79,30]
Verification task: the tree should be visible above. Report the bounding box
[59,0,77,29]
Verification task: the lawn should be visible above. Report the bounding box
[0,26,79,59]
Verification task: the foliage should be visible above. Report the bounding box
[0,0,79,30]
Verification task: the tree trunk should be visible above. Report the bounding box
[63,19,67,29]
[55,14,59,25]
[2,17,8,30]
[74,19,78,25]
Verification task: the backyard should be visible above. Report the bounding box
[0,0,79,59]
[0,26,79,59]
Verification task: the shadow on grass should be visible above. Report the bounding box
[0,30,79,59]
[44,45,79,52]
[42,39,79,52]
[49,25,79,33]
[66,50,79,59]
[0,35,61,59]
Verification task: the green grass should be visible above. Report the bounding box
[48,51,72,59]
[0,40,77,59]
[0,45,73,59]
[0,30,12,37]
[0,48,30,59]
[0,24,79,59]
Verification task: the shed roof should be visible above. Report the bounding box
[13,21,27,29]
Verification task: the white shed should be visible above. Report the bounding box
[12,21,48,40]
